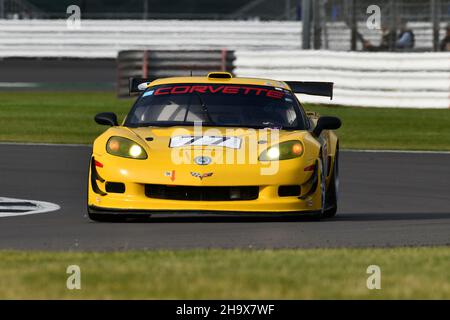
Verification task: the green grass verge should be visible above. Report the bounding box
[0,247,449,299]
[0,91,449,150]
[0,91,129,145]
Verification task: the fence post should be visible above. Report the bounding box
[388,0,397,51]
[431,0,441,52]
[313,0,322,49]
[142,50,148,78]
[302,0,312,49]
[143,0,148,20]
[221,49,227,72]
[285,0,291,20]
[349,0,357,51]
[0,0,4,19]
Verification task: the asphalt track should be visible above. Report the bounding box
[0,58,115,90]
[0,144,449,251]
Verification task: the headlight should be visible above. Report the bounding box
[106,136,148,159]
[259,140,304,161]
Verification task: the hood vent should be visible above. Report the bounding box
[207,72,233,79]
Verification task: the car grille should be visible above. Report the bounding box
[145,185,259,201]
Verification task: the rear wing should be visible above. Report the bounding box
[284,81,333,100]
[129,77,155,95]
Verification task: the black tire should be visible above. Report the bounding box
[322,147,339,218]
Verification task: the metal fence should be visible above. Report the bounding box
[304,0,450,51]
[2,0,450,22]
[1,0,450,51]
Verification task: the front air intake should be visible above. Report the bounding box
[105,182,125,194]
[145,185,258,201]
[278,185,301,197]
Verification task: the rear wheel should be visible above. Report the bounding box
[322,147,339,218]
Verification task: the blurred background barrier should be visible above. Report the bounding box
[0,19,302,58]
[117,50,235,97]
[234,50,450,108]
[0,19,449,58]
[0,0,449,108]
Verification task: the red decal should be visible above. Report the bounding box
[94,160,103,168]
[222,86,240,94]
[171,86,190,94]
[154,87,172,95]
[208,85,225,93]
[189,85,208,93]
[152,85,284,99]
[242,86,267,96]
[267,90,284,99]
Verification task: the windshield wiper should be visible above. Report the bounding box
[193,92,215,125]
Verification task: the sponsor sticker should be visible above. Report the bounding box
[164,170,176,181]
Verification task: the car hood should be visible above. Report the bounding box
[130,126,306,154]
[94,126,319,186]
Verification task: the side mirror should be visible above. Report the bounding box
[95,112,118,126]
[312,116,341,137]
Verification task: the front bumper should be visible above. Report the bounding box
[88,205,321,217]
[88,156,322,213]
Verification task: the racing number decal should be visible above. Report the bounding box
[169,136,242,149]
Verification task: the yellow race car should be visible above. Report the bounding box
[88,72,341,221]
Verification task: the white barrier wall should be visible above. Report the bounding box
[234,51,450,109]
[0,19,447,58]
[0,19,449,108]
[0,19,302,58]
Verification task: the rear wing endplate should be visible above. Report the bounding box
[284,81,333,100]
[129,77,155,95]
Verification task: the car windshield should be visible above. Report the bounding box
[125,83,306,129]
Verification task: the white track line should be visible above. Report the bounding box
[342,149,450,155]
[0,142,90,147]
[0,82,40,88]
[0,197,60,217]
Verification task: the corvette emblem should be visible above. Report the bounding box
[194,156,212,165]
[191,172,213,180]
